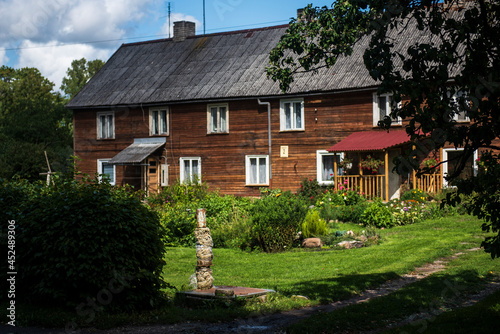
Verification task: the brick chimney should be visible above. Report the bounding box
[173,21,196,42]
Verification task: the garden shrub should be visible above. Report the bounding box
[200,192,254,249]
[0,176,167,311]
[148,178,209,208]
[158,203,197,247]
[361,200,396,228]
[401,189,428,203]
[297,178,324,205]
[388,199,426,225]
[301,210,328,238]
[250,191,307,252]
[331,203,367,224]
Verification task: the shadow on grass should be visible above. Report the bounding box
[288,269,495,333]
[281,271,401,303]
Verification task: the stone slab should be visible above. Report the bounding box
[179,286,275,300]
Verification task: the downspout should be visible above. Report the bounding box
[257,99,272,183]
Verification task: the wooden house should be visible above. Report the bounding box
[66,17,478,199]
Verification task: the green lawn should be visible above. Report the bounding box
[163,215,491,303]
[5,215,499,331]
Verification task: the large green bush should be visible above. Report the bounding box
[0,176,166,311]
[250,191,307,252]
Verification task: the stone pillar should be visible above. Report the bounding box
[194,208,214,289]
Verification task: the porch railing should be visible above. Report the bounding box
[333,175,386,200]
[414,173,443,194]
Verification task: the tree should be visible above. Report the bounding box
[60,58,105,99]
[267,0,500,257]
[0,66,73,181]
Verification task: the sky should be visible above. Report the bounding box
[0,0,334,92]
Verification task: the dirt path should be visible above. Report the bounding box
[3,249,497,334]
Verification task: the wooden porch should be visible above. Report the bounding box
[330,173,443,201]
[327,131,444,201]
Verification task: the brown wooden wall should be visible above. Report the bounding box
[73,89,390,196]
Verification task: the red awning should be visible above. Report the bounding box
[327,130,414,152]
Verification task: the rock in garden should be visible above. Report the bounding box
[337,240,364,249]
[302,238,322,248]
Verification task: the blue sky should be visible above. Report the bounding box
[0,0,334,90]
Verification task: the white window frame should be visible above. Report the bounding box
[280,98,305,131]
[316,151,344,186]
[373,93,401,126]
[180,157,201,184]
[245,155,269,186]
[442,148,478,187]
[207,103,229,134]
[450,91,471,122]
[97,159,116,185]
[150,107,170,136]
[160,164,169,186]
[96,111,115,139]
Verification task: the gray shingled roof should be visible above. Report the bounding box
[66,15,444,109]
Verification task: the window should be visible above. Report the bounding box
[180,157,201,183]
[316,151,344,185]
[150,107,169,135]
[207,104,228,133]
[450,91,470,122]
[245,155,269,185]
[373,93,401,126]
[280,99,304,131]
[97,159,115,185]
[442,148,477,187]
[97,111,114,139]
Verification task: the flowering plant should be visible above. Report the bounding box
[422,157,440,172]
[360,155,384,174]
[338,158,353,172]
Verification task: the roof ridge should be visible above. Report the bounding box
[122,24,290,47]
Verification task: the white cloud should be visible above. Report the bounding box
[0,48,7,65]
[17,40,111,90]
[160,13,203,37]
[0,0,153,46]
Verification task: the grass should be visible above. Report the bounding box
[2,215,498,331]
[287,248,500,333]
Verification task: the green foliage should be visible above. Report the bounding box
[329,204,367,224]
[148,179,210,208]
[157,203,197,247]
[61,58,105,99]
[296,178,323,205]
[400,189,428,203]
[0,176,167,311]
[267,0,500,258]
[388,199,426,225]
[201,193,254,249]
[361,200,396,228]
[445,152,500,258]
[0,66,73,181]
[250,191,307,252]
[301,210,328,238]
